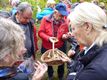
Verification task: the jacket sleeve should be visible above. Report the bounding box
[38,17,50,42]
[57,23,69,40]
[68,37,79,51]
[75,67,102,80]
[33,25,38,51]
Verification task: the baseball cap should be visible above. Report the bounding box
[55,3,68,16]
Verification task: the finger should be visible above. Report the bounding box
[34,61,42,69]
[60,55,71,62]
[58,55,64,60]
[34,64,38,70]
[42,63,47,67]
[37,61,42,65]
[36,61,42,65]
[42,63,48,71]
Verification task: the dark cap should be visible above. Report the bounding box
[55,3,68,16]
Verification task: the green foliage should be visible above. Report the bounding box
[0,0,107,19]
[0,0,9,10]
[100,0,107,3]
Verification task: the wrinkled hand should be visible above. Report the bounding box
[62,32,73,39]
[49,37,58,43]
[67,49,75,58]
[32,61,47,80]
[62,34,69,39]
[59,54,72,63]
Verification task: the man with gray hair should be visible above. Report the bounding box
[10,2,38,75]
[10,2,37,59]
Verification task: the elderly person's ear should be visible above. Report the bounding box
[84,22,93,35]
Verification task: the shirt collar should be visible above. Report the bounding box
[84,42,95,55]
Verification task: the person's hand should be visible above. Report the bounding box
[59,54,72,63]
[67,49,75,58]
[62,32,73,39]
[62,34,69,39]
[32,61,47,80]
[49,37,58,43]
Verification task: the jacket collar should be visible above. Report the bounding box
[45,13,65,23]
[79,44,107,66]
[10,14,20,24]
[45,13,53,22]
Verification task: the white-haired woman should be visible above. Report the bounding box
[0,18,47,80]
[62,2,107,80]
[0,18,29,80]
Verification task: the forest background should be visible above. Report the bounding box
[0,0,107,20]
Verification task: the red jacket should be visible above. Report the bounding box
[33,25,38,51]
[38,15,69,49]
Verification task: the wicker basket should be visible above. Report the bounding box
[41,48,67,66]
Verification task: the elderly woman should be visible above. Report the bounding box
[0,18,47,80]
[0,18,30,80]
[65,2,107,80]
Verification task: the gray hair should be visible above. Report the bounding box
[17,2,32,13]
[68,2,107,46]
[0,17,25,60]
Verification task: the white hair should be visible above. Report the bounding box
[0,17,25,60]
[68,2,107,46]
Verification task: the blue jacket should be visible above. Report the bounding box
[67,44,107,80]
[36,7,54,20]
[0,67,29,80]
